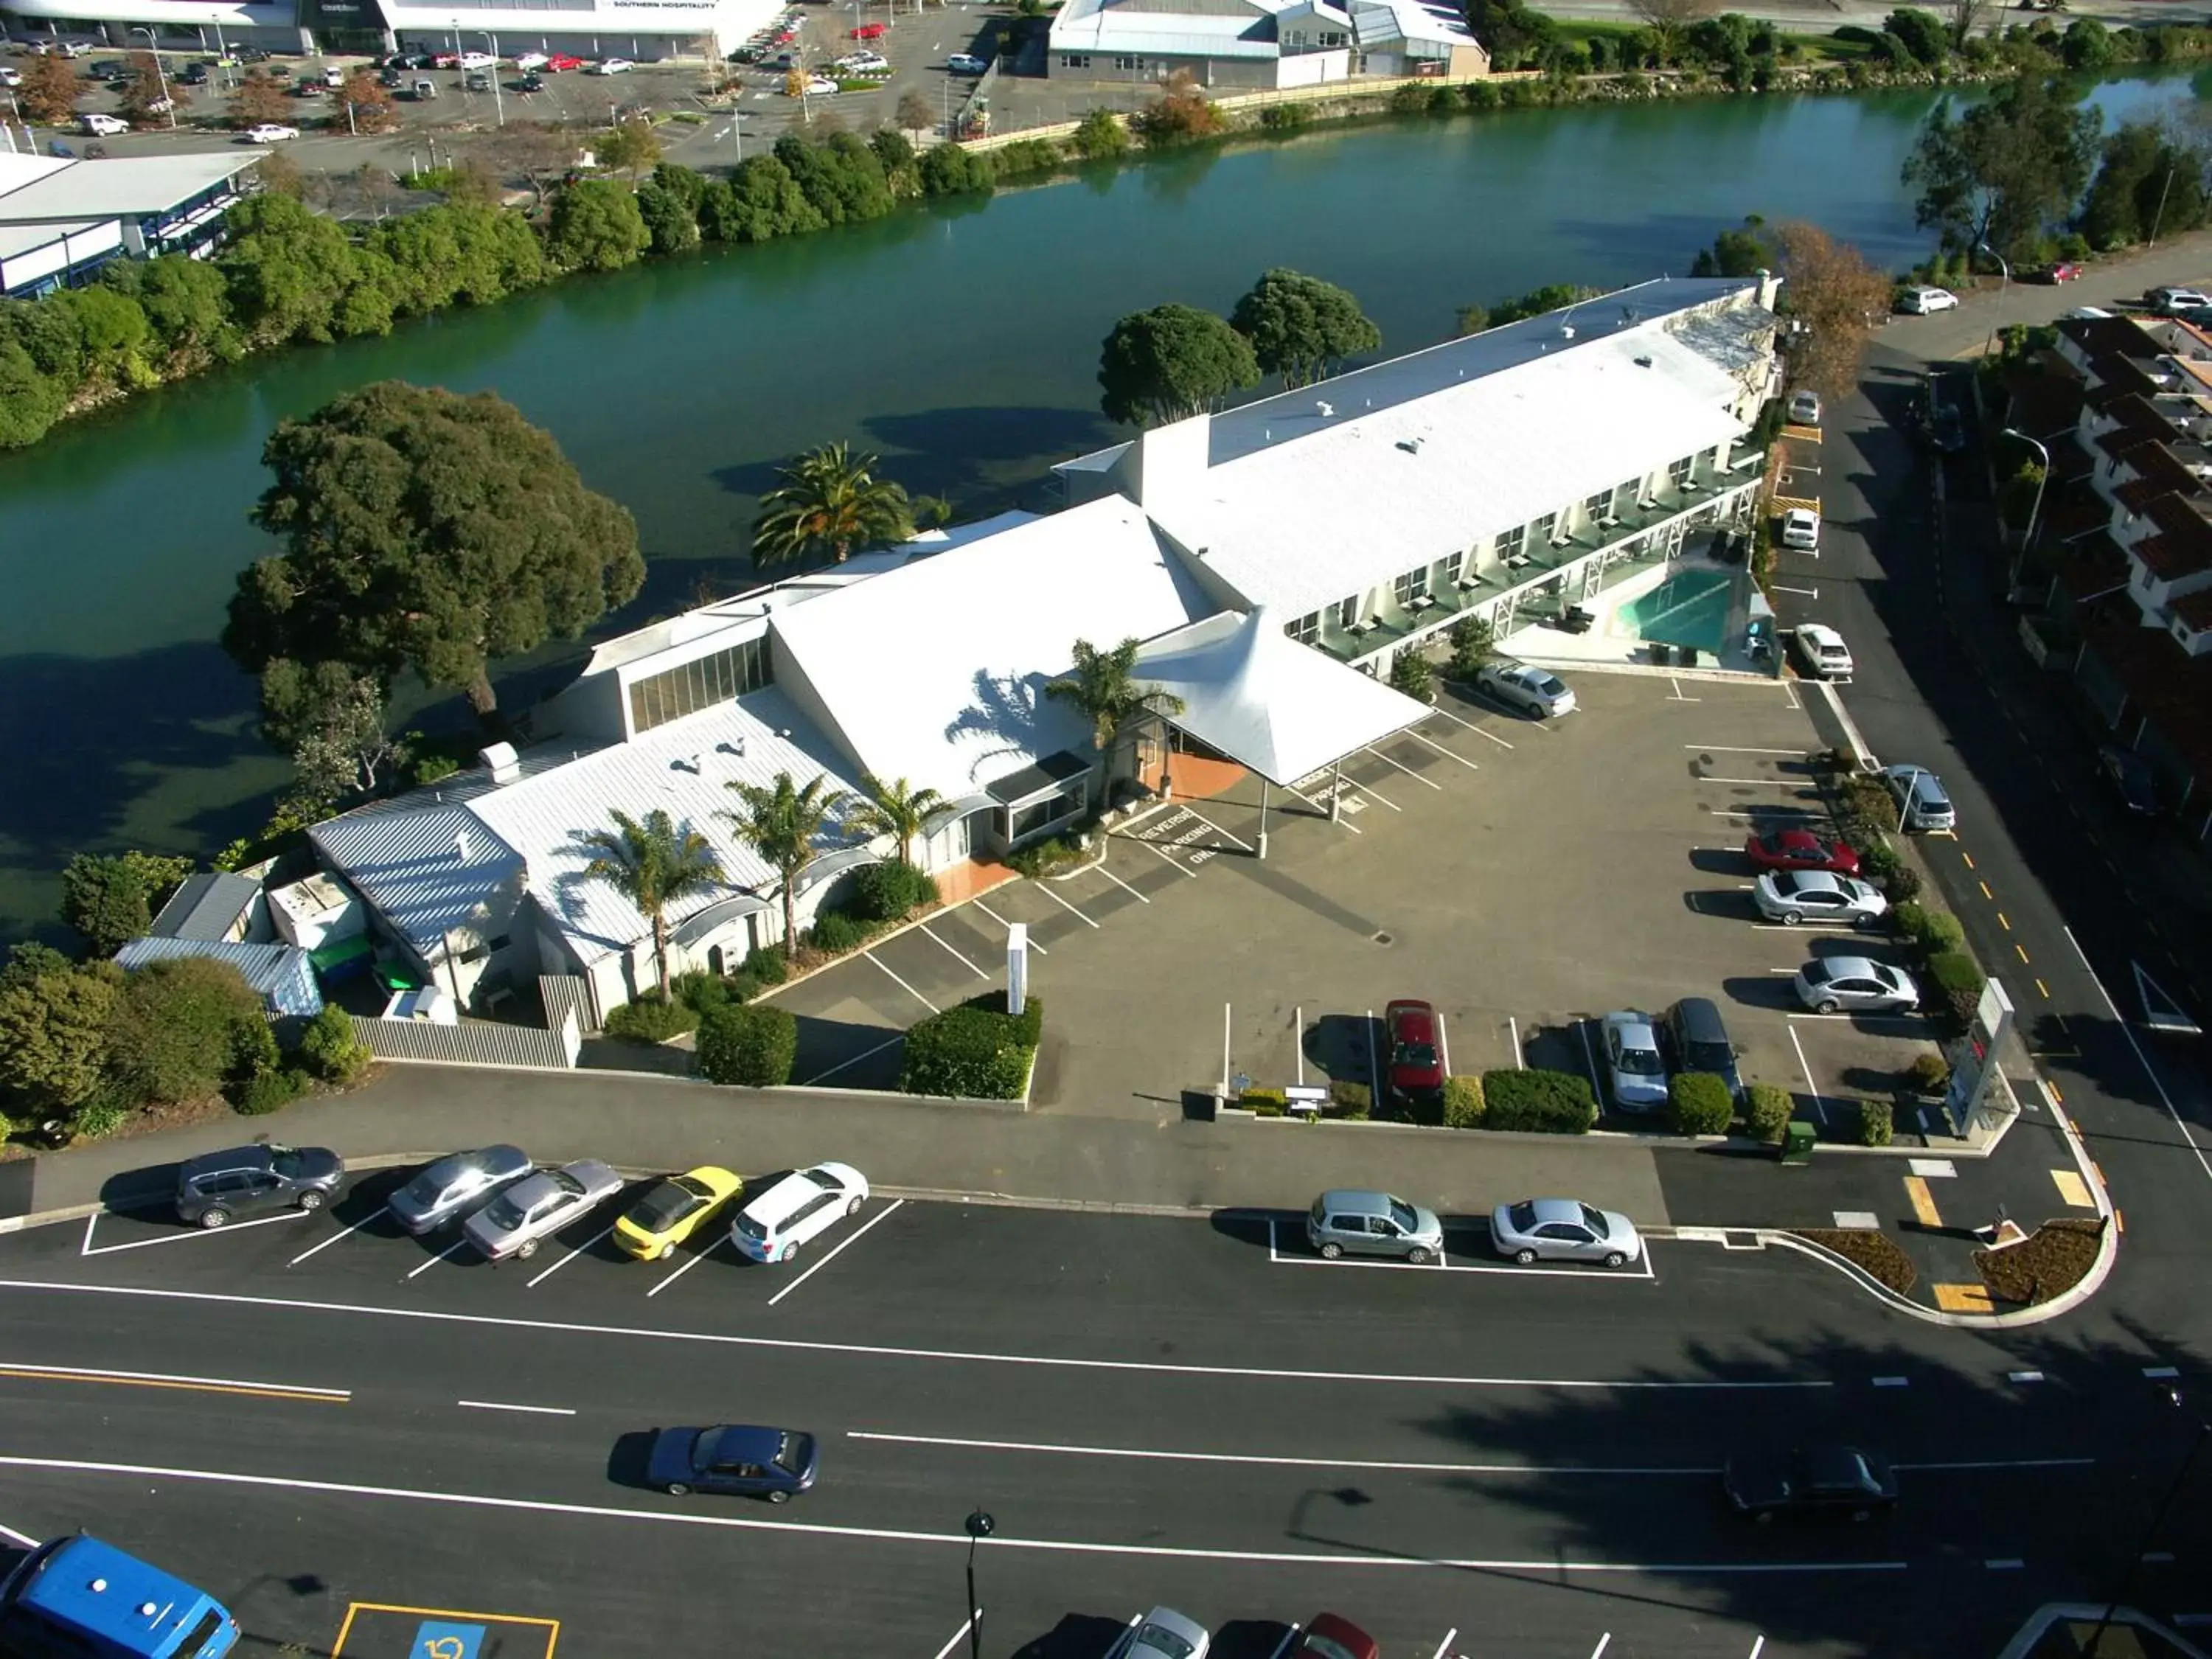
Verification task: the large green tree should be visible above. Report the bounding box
[1229,268,1382,389]
[225,382,645,720]
[1044,637,1186,795]
[60,850,192,956]
[1098,303,1259,427]
[2079,122,2210,251]
[752,440,913,566]
[103,956,266,1106]
[217,191,371,346]
[1688,215,1773,277]
[0,959,119,1116]
[1902,76,2101,259]
[721,773,846,961]
[577,808,726,1003]
[543,178,651,273]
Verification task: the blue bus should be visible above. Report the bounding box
[0,1535,237,1658]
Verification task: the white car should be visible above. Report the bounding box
[245,122,300,142]
[1599,1011,1669,1113]
[1787,389,1821,427]
[462,1158,623,1262]
[2146,286,2211,313]
[1793,956,1920,1016]
[947,52,989,73]
[457,49,497,69]
[1491,1197,1644,1268]
[1474,659,1576,717]
[1778,506,1820,552]
[2064,306,2115,321]
[731,1161,869,1262]
[0,66,22,87]
[1753,869,1889,928]
[1897,285,1958,316]
[839,50,887,71]
[1121,1608,1210,1659]
[1791,622,1851,679]
[594,56,635,73]
[80,111,128,136]
[513,49,549,69]
[787,73,837,94]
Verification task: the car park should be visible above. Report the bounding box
[1305,1189,1444,1264]
[1787,389,1821,426]
[1790,622,1851,679]
[517,69,544,90]
[841,49,888,70]
[1121,1607,1210,1659]
[1745,828,1860,875]
[378,65,405,85]
[1384,997,1442,1104]
[1723,1444,1897,1521]
[594,56,635,72]
[1658,996,1743,1102]
[1880,763,1956,832]
[388,1144,533,1235]
[1778,506,1819,551]
[2146,285,2211,313]
[1490,1197,1644,1268]
[1289,1615,1380,1659]
[789,74,837,93]
[86,57,128,79]
[175,61,207,83]
[649,1424,819,1500]
[730,1162,869,1262]
[175,1144,344,1229]
[1792,956,1919,1015]
[1896,285,1958,315]
[79,112,128,136]
[615,1165,744,1261]
[411,78,436,98]
[464,69,490,90]
[2099,744,2159,815]
[463,1158,622,1262]
[947,52,988,72]
[1753,869,1888,928]
[1475,658,1576,717]
[1599,1010,1669,1113]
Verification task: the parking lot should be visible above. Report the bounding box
[768,667,1942,1131]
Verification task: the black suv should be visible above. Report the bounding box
[175,1144,345,1229]
[1659,997,1745,1104]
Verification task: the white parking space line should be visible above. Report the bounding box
[1438,1012,1451,1077]
[82,1208,310,1257]
[1405,728,1481,773]
[1364,743,1443,789]
[1030,881,1102,927]
[1430,1631,1458,1659]
[1748,1638,1766,1659]
[1428,703,1513,748]
[647,1235,731,1298]
[1125,830,1203,877]
[1577,1020,1604,1102]
[917,922,990,979]
[765,1198,905,1308]
[406,1239,468,1280]
[798,1031,907,1088]
[848,1430,1719,1475]
[1784,681,1802,711]
[1096,865,1152,903]
[1289,782,1362,832]
[524,1225,616,1288]
[1695,777,1815,787]
[0,1520,37,1548]
[1682,746,1807,756]
[1265,1630,1300,1659]
[1787,1023,1831,1127]
[1668,679,1701,702]
[1346,776,1400,811]
[930,1615,978,1659]
[288,1206,390,1267]
[1366,1008,1382,1099]
[457,1399,576,1417]
[971,899,1045,953]
[865,950,942,1015]
[1181,804,1255,849]
[1589,1634,1613,1659]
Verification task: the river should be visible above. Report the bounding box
[0,71,2199,939]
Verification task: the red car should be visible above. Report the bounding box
[849,21,886,36]
[1744,828,1861,876]
[2042,261,2084,283]
[1293,1614,1380,1659]
[1385,998,1444,1101]
[545,52,585,70]
[431,50,460,67]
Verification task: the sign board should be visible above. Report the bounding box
[1944,977,2014,1137]
[1006,923,1028,1017]
[1283,1084,1329,1119]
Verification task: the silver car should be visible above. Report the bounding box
[1599,1011,1669,1113]
[1753,869,1888,928]
[1475,660,1576,718]
[1121,1607,1209,1659]
[1491,1197,1644,1268]
[463,1159,622,1262]
[1793,956,1920,1015]
[1306,1189,1444,1264]
[388,1144,533,1236]
[1881,764,1955,832]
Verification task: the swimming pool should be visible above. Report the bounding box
[1618,568,1733,655]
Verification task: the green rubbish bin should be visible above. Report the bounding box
[1781,1121,1816,1166]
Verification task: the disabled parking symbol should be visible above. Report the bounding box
[412,1622,485,1659]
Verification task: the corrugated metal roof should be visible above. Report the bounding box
[1350,0,1472,46]
[310,801,527,962]
[113,936,322,1017]
[149,872,260,942]
[0,153,256,226]
[1050,0,1281,53]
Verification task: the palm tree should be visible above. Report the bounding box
[1043,636,1187,798]
[577,808,726,1004]
[751,441,914,568]
[849,774,950,866]
[721,771,847,959]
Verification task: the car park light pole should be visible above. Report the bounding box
[127,26,177,128]
[962,1509,993,1659]
[2000,428,2049,594]
[1976,240,2010,358]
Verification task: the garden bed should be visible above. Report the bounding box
[1789,1227,1918,1295]
[1975,1216,2104,1305]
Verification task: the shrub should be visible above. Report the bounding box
[844,860,939,924]
[670,970,731,1018]
[1927,949,1983,1020]
[1239,1085,1287,1116]
[1905,1051,1951,1095]
[695,1001,799,1087]
[69,1097,131,1140]
[232,1065,309,1116]
[1859,1098,1894,1147]
[722,972,761,1004]
[1892,900,1927,942]
[104,956,267,1105]
[1478,1068,1598,1134]
[809,911,875,954]
[602,996,700,1043]
[1746,1082,1793,1144]
[1669,1071,1736,1135]
[1257,103,1308,133]
[900,1000,1037,1099]
[1390,83,1432,113]
[296,1005,369,1083]
[1328,1079,1371,1119]
[1882,863,1922,904]
[1388,650,1434,703]
[742,945,790,987]
[1131,83,1222,147]
[1857,838,1901,883]
[1441,1074,1484,1129]
[1447,615,1495,677]
[1006,835,1086,879]
[1070,107,1129,159]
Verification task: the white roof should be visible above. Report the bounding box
[768,494,1212,800]
[1050,0,1282,55]
[1133,608,1430,785]
[0,151,257,226]
[1350,0,1474,46]
[0,218,108,261]
[310,801,527,961]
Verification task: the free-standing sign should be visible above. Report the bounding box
[1006,923,1027,1017]
[1944,977,2014,1137]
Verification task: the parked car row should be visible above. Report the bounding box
[1118,1608,1379,1658]
[1305,1188,1646,1270]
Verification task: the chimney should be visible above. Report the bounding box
[1756,267,1782,313]
[479,740,520,785]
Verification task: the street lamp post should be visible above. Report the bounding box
[476,27,504,125]
[128,26,177,129]
[2000,428,2050,597]
[1977,240,2011,359]
[962,1509,994,1659]
[2085,1389,2210,1658]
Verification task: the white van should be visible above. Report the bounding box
[1779,507,1820,552]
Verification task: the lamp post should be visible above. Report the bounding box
[1977,240,2010,359]
[128,26,177,129]
[962,1509,994,1659]
[2000,427,2049,595]
[473,27,504,125]
[2085,1388,2210,1658]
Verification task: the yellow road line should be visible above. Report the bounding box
[1980,881,1994,900]
[1998,912,2011,931]
[1962,852,1975,870]
[1770,494,1820,512]
[2037,978,2051,999]
[1935,1283,1995,1313]
[2017,944,2032,964]
[0,1364,346,1405]
[2050,1169,2093,1208]
[1904,1175,1943,1228]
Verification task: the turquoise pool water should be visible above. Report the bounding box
[1619,568,1733,654]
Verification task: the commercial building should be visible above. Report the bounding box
[307,274,1778,1023]
[0,149,257,297]
[1046,0,1483,89]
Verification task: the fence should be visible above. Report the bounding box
[354,1008,581,1070]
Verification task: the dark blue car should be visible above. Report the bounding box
[648,1425,818,1502]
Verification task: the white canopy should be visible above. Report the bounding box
[1134,607,1431,786]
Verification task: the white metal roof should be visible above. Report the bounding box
[0,218,108,262]
[1349,0,1474,47]
[309,802,528,962]
[1133,608,1430,785]
[767,493,1212,801]
[0,151,257,226]
[1050,0,1281,55]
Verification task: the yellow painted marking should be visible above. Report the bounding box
[2050,1081,2063,1104]
[1980,881,1994,900]
[1935,1283,1995,1313]
[2050,1169,2093,1208]
[333,1603,560,1659]
[1998,912,2011,931]
[1782,423,1823,443]
[1905,1175,1943,1228]
[2036,978,2051,999]
[2116,1208,2125,1234]
[1771,493,1820,512]
[1961,852,1975,869]
[0,1365,344,1405]
[2016,943,2031,964]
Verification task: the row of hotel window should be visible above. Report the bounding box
[1283,459,1708,645]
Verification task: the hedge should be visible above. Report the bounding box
[809,911,877,953]
[1927,950,1983,1026]
[695,1002,798,1088]
[844,860,939,924]
[1239,1086,1288,1116]
[1668,1071,1735,1136]
[1328,1079,1371,1119]
[232,1066,310,1116]
[1441,1074,1485,1129]
[1859,1098,1894,1148]
[296,1005,369,1083]
[1478,1068,1597,1134]
[899,993,1043,1100]
[603,996,700,1043]
[1746,1082,1793,1144]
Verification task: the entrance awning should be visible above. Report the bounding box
[1133,607,1432,786]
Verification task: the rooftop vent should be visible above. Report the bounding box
[455,830,472,862]
[1397,437,1423,454]
[1634,355,1654,369]
[717,737,747,758]
[479,740,519,785]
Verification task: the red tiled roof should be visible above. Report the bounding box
[2117,476,2171,514]
[2055,531,2132,602]
[2133,532,2212,583]
[2172,588,2212,632]
[2078,606,2212,787]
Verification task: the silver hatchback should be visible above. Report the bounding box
[1306,1189,1445,1264]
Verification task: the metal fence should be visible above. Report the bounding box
[355,1008,581,1070]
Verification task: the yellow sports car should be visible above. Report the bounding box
[615,1166,744,1261]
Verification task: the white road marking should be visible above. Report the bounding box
[1893,1458,2093,1471]
[865,950,941,1014]
[1030,881,1101,927]
[82,1208,310,1257]
[1289,782,1363,832]
[797,1031,906,1087]
[1126,830,1203,877]
[1773,584,1819,597]
[0,1277,1827,1390]
[1784,681,1801,711]
[1589,1635,1613,1659]
[2065,925,2212,1189]
[1695,777,1814,787]
[457,1399,576,1417]
[765,1198,905,1308]
[406,1239,469,1279]
[2145,1366,2181,1379]
[1364,744,1442,789]
[1428,704,1512,748]
[970,900,1045,953]
[1437,1010,1452,1077]
[1986,1558,2025,1570]
[1711,807,1822,819]
[1747,1639,1765,1659]
[1577,1020,1604,1103]
[1345,776,1400,811]
[1681,746,1806,756]
[1430,1630,1458,1659]
[847,1430,1719,1475]
[1096,865,1152,904]
[0,1520,37,1548]
[0,1358,350,1399]
[918,922,990,978]
[1668,679,1700,702]
[1787,1021,1830,1127]
[930,1614,978,1659]
[1405,728,1481,773]
[0,1453,1905,1571]
[1873,1376,1910,1388]
[1265,1630,1299,1659]
[524,1225,616,1288]
[1508,1015,1523,1069]
[2008,1371,2045,1385]
[647,1235,731,1298]
[288,1206,390,1267]
[1182,804,1256,849]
